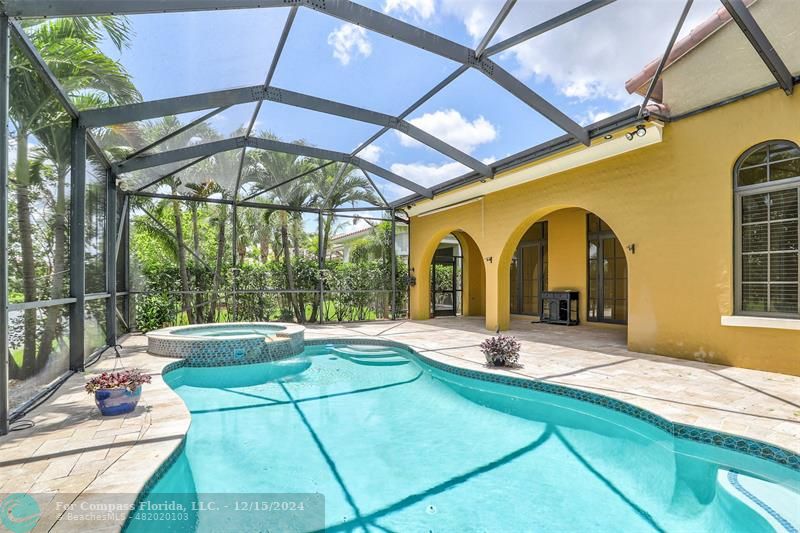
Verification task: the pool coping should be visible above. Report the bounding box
[122,336,798,530]
[146,322,305,342]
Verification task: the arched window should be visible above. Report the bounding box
[734,141,799,317]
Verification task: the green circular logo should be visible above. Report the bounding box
[0,493,40,533]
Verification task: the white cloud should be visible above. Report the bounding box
[358,144,383,164]
[383,0,435,19]
[390,161,470,188]
[578,109,612,127]
[399,109,497,154]
[441,0,500,41]
[441,0,721,103]
[327,24,372,66]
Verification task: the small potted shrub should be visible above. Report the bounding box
[86,369,151,416]
[480,334,522,367]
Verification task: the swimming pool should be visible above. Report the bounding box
[127,343,800,532]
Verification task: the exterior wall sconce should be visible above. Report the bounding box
[627,244,636,254]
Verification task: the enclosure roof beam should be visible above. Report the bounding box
[115,197,129,261]
[86,132,114,171]
[72,1,588,145]
[240,160,335,203]
[123,106,229,162]
[115,135,433,199]
[1,0,287,17]
[474,0,516,59]
[82,85,491,175]
[350,64,468,157]
[639,0,693,118]
[268,88,490,175]
[246,136,349,164]
[247,137,433,198]
[115,136,246,174]
[720,0,793,95]
[235,6,298,201]
[131,190,324,214]
[80,86,264,128]
[306,0,588,145]
[389,105,646,208]
[483,0,617,57]
[351,157,431,199]
[360,168,389,208]
[8,19,78,118]
[132,154,212,192]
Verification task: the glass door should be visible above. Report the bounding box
[520,244,544,315]
[587,214,627,323]
[510,222,548,316]
[430,256,460,317]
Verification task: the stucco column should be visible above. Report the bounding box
[409,253,430,321]
[484,258,510,331]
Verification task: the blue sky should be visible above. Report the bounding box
[93,0,723,199]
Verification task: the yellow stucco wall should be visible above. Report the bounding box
[408,87,800,375]
[541,209,589,323]
[456,231,486,317]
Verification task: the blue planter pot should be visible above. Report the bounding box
[94,387,141,416]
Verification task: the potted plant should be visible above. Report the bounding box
[85,369,152,416]
[480,333,522,367]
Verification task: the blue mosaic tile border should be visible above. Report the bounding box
[305,338,800,472]
[148,323,304,366]
[122,437,192,531]
[728,471,798,533]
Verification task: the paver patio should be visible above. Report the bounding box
[0,318,798,531]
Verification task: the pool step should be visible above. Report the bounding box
[331,346,410,366]
[333,346,399,357]
[717,469,799,532]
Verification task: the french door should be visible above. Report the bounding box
[430,255,461,317]
[587,214,627,324]
[510,222,548,316]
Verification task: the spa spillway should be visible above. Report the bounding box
[146,322,305,365]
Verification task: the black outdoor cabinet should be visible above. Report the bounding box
[541,291,579,325]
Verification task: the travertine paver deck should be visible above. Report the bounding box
[0,318,798,531]
[0,335,187,532]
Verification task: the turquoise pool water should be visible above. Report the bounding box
[127,344,800,532]
[170,324,284,337]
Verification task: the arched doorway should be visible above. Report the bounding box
[510,222,548,317]
[504,208,627,326]
[426,231,486,318]
[430,233,462,316]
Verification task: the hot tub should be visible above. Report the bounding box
[146,322,305,365]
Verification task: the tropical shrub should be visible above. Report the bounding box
[480,334,522,367]
[135,294,175,332]
[85,369,152,393]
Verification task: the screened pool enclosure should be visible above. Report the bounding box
[0,0,796,433]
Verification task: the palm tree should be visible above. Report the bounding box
[8,18,139,379]
[242,136,315,322]
[311,163,382,259]
[240,205,276,263]
[134,116,222,324]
